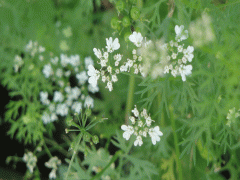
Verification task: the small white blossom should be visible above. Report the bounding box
[88,84,99,93]
[132,105,139,117]
[93,48,102,59]
[148,126,163,145]
[84,96,94,108]
[183,46,194,62]
[76,71,88,85]
[175,25,188,42]
[56,103,68,116]
[84,56,94,69]
[23,152,37,174]
[40,91,50,105]
[106,37,120,53]
[121,125,134,140]
[42,63,53,78]
[106,81,113,91]
[129,32,143,47]
[87,65,100,87]
[53,91,64,103]
[134,136,143,146]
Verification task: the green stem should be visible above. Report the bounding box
[169,106,183,180]
[42,138,52,158]
[125,75,135,124]
[158,93,165,127]
[65,133,83,180]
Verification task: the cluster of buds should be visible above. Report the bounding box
[22,152,37,174]
[45,156,62,179]
[121,105,163,146]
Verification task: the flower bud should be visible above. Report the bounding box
[116,1,125,12]
[86,109,92,117]
[130,7,140,21]
[122,16,131,27]
[92,135,99,144]
[111,17,120,30]
[83,132,91,142]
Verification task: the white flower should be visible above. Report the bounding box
[179,64,192,81]
[129,32,143,47]
[112,74,118,82]
[56,68,63,78]
[107,81,113,91]
[132,105,139,117]
[50,113,58,122]
[114,54,122,61]
[49,169,56,179]
[183,46,194,62]
[76,71,88,85]
[106,37,120,53]
[134,136,143,146]
[56,104,68,116]
[87,65,100,87]
[42,63,53,78]
[88,84,99,93]
[70,87,81,100]
[23,152,37,174]
[65,70,71,77]
[146,116,153,126]
[53,91,64,102]
[40,91,50,105]
[13,55,24,72]
[148,126,163,145]
[84,96,94,108]
[45,156,61,179]
[51,57,59,65]
[175,25,188,42]
[84,56,94,69]
[121,125,134,140]
[42,112,51,124]
[60,54,69,67]
[69,55,80,66]
[93,48,102,59]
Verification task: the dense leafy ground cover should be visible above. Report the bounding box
[1,0,240,179]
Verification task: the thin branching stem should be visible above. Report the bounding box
[125,74,135,124]
[169,106,183,180]
[65,133,83,180]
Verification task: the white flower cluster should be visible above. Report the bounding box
[45,156,61,179]
[22,152,37,174]
[226,107,240,127]
[189,13,215,47]
[140,25,194,81]
[13,55,24,72]
[13,40,46,73]
[25,40,46,59]
[40,55,97,124]
[90,37,121,91]
[121,105,163,146]
[120,32,151,76]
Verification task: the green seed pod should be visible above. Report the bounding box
[124,32,132,42]
[122,16,131,27]
[92,135,99,144]
[86,109,92,117]
[83,132,91,142]
[130,6,140,21]
[66,119,73,127]
[111,17,120,30]
[116,0,125,12]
